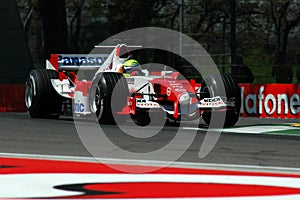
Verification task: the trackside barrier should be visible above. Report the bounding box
[240,84,300,118]
[1,83,300,119]
[0,84,26,112]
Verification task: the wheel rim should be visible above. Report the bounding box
[98,98,104,119]
[91,85,101,113]
[202,86,211,98]
[25,81,33,108]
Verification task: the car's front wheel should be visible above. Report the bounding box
[200,73,240,127]
[90,72,129,124]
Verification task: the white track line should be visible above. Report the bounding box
[1,152,300,174]
[183,125,300,136]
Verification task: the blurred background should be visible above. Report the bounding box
[12,0,300,84]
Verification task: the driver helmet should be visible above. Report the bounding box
[123,59,140,73]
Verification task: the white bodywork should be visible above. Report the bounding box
[74,91,91,115]
[126,76,158,100]
[50,79,75,99]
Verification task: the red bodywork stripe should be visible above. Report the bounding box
[49,54,59,71]
[75,81,92,97]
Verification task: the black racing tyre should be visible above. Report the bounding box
[200,73,240,127]
[131,109,166,127]
[131,110,151,126]
[25,69,63,118]
[200,73,224,127]
[221,73,241,127]
[90,72,129,124]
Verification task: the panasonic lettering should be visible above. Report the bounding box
[74,101,85,112]
[58,54,108,66]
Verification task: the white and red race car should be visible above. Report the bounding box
[25,44,241,127]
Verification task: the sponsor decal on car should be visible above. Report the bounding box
[136,101,160,108]
[74,101,85,113]
[166,87,171,96]
[58,54,108,67]
[127,77,135,84]
[198,96,226,108]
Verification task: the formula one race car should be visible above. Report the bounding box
[25,44,241,127]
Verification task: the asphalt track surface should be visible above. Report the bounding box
[1,112,300,169]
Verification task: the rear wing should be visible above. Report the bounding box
[47,54,109,71]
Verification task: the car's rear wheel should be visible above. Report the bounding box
[200,73,240,127]
[25,69,63,118]
[90,72,129,124]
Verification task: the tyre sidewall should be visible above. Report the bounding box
[25,69,62,118]
[92,72,129,124]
